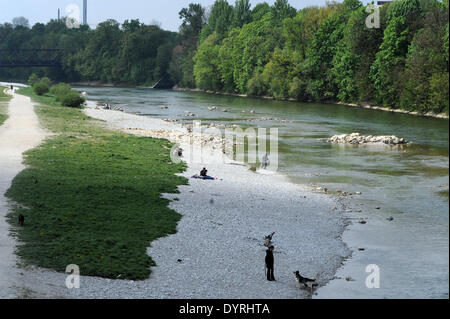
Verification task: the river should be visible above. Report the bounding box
[80,87,449,299]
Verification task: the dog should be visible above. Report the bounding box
[18,214,25,227]
[294,271,318,294]
[264,232,275,247]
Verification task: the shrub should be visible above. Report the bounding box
[50,83,72,101]
[33,82,49,96]
[28,73,39,87]
[247,71,267,96]
[40,77,52,88]
[60,91,85,108]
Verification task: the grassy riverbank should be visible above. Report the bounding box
[6,88,187,280]
[0,87,11,126]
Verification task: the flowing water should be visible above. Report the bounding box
[80,87,449,299]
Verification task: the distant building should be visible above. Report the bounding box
[83,0,87,25]
[377,1,393,5]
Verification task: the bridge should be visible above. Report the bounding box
[0,49,61,68]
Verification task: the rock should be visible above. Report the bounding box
[327,133,409,145]
[387,217,394,222]
[359,220,367,225]
[375,207,381,210]
[358,248,366,251]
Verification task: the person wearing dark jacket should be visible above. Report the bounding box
[265,245,275,281]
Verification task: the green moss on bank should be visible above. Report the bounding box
[6,88,187,280]
[0,87,11,126]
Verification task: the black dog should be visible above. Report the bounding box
[18,214,25,226]
[294,271,318,293]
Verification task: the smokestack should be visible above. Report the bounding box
[83,0,87,25]
[58,8,60,21]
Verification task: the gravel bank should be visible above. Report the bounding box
[53,103,351,299]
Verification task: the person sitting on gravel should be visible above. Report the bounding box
[192,168,216,180]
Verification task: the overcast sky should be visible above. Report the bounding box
[0,0,348,32]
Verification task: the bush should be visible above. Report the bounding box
[28,73,39,87]
[50,83,72,101]
[40,77,52,88]
[60,91,86,108]
[33,82,49,96]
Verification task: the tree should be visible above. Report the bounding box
[194,32,222,90]
[271,0,297,24]
[12,17,29,28]
[179,3,206,45]
[233,0,252,28]
[201,0,234,41]
[33,82,49,96]
[251,2,271,21]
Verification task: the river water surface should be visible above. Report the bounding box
[81,87,449,299]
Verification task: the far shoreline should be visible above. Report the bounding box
[68,82,449,120]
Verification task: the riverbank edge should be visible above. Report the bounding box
[172,86,450,120]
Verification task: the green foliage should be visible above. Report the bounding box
[201,0,234,41]
[40,77,51,87]
[1,18,177,86]
[33,82,49,96]
[8,88,187,280]
[50,83,72,101]
[233,0,252,28]
[194,33,222,90]
[271,0,297,24]
[60,90,86,108]
[247,71,267,96]
[28,73,39,87]
[0,86,11,126]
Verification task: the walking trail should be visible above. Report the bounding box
[0,88,48,298]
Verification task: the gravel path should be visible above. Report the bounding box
[0,89,61,298]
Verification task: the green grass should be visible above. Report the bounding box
[0,86,11,126]
[6,87,187,280]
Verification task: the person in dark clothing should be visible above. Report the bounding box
[200,168,208,177]
[265,245,275,281]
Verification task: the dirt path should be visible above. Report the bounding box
[0,88,49,298]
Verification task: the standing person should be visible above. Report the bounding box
[10,85,13,92]
[262,153,269,170]
[265,245,275,281]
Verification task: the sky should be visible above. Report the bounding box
[0,0,341,32]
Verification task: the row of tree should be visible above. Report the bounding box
[190,0,449,114]
[0,18,176,86]
[0,0,448,114]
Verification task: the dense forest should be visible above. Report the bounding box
[0,0,448,114]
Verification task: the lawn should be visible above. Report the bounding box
[0,86,11,126]
[6,88,187,280]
